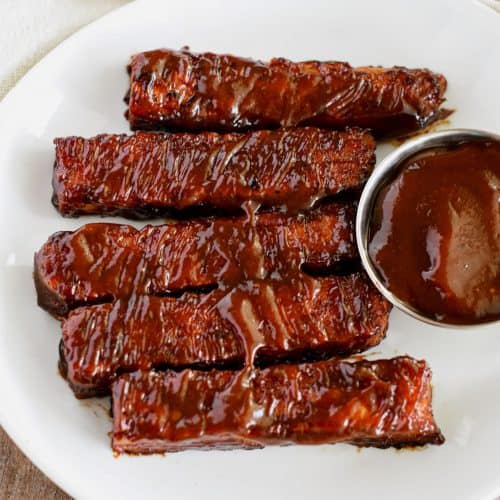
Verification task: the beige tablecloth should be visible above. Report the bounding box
[0,0,130,100]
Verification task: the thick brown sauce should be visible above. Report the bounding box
[111,357,444,453]
[52,128,375,218]
[36,201,359,317]
[61,272,390,397]
[50,193,392,401]
[127,49,447,138]
[369,140,500,324]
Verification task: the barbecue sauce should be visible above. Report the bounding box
[128,49,447,138]
[369,140,500,324]
[111,357,444,453]
[53,129,375,218]
[35,202,358,317]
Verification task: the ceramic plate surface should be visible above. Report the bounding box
[0,0,499,498]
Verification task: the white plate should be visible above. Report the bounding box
[0,0,499,498]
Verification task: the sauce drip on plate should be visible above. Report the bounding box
[369,140,500,324]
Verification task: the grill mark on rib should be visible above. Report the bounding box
[35,202,360,316]
[111,357,444,454]
[126,49,447,138]
[52,128,375,218]
[61,274,391,398]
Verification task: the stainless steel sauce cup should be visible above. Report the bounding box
[356,128,500,328]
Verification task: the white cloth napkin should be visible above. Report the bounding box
[0,0,130,100]
[480,0,500,12]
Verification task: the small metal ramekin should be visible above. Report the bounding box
[356,129,500,328]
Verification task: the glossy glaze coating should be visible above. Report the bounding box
[35,203,358,317]
[111,357,444,453]
[61,274,390,397]
[369,141,500,324]
[126,49,447,137]
[53,128,374,217]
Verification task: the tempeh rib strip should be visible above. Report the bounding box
[126,49,447,137]
[60,274,391,398]
[34,203,358,317]
[111,356,444,454]
[52,128,375,218]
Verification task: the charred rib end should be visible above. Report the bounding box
[33,253,68,317]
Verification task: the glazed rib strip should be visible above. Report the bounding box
[61,274,390,398]
[112,356,444,454]
[34,203,358,317]
[52,128,375,217]
[126,49,447,137]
